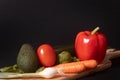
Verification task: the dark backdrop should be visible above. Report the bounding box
[0,0,120,77]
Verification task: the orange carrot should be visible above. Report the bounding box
[53,62,86,73]
[80,59,98,69]
[52,59,98,73]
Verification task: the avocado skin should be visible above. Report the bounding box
[17,43,39,73]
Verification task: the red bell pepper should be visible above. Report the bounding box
[75,27,107,64]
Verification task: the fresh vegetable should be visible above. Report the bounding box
[72,56,80,62]
[17,43,39,73]
[57,51,73,64]
[53,59,97,73]
[75,27,107,64]
[7,67,63,79]
[57,51,79,64]
[0,64,24,73]
[80,60,98,69]
[36,66,45,72]
[37,44,56,67]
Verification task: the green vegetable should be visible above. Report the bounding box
[7,68,59,79]
[0,64,24,73]
[17,43,39,73]
[57,51,73,64]
[72,57,80,62]
[55,44,80,64]
[36,66,45,73]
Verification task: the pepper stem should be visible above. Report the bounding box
[91,27,100,35]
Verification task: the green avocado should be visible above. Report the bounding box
[17,43,39,73]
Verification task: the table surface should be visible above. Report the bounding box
[77,58,120,80]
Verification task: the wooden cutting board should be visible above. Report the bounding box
[0,48,120,80]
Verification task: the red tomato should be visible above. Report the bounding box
[37,44,56,67]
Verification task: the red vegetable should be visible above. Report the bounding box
[75,27,107,64]
[37,44,56,67]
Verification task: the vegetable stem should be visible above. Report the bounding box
[7,68,58,79]
[91,27,100,35]
[7,73,39,78]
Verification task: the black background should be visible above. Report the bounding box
[0,0,120,80]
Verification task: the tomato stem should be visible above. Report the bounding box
[91,27,100,35]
